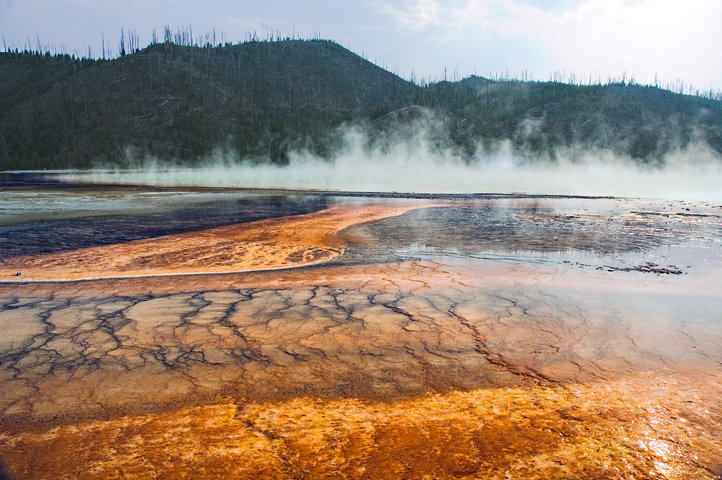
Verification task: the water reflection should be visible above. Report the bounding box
[343,205,722,276]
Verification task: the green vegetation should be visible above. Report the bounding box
[1,40,721,170]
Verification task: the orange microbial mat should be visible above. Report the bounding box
[1,189,721,479]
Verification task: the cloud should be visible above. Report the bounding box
[373,0,450,30]
[1,0,720,90]
[371,0,722,86]
[537,0,722,85]
[515,0,579,11]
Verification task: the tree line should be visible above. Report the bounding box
[1,37,721,171]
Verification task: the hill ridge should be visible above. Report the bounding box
[1,40,721,170]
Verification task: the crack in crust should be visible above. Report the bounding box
[2,257,722,427]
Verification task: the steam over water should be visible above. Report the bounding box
[60,158,722,202]
[55,130,722,202]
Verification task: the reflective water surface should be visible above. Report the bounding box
[0,186,721,479]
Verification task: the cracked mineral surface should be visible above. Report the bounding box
[0,188,721,479]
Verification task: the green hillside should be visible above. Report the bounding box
[1,40,721,170]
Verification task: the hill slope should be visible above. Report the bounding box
[1,41,721,170]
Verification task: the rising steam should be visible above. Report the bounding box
[62,121,722,203]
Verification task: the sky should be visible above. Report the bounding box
[1,0,722,91]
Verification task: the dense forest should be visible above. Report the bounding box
[1,38,721,170]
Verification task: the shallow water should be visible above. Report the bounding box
[336,200,722,278]
[0,187,331,256]
[0,186,721,479]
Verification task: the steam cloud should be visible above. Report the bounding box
[64,123,722,203]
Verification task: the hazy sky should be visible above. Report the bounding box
[2,0,721,90]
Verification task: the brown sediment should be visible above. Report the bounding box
[1,377,720,479]
[0,203,423,281]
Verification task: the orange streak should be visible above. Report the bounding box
[0,203,424,281]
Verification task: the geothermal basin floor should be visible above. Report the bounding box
[0,188,721,479]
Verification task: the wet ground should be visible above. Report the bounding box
[345,201,722,276]
[0,186,331,257]
[0,184,721,479]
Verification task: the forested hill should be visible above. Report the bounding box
[1,39,721,170]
